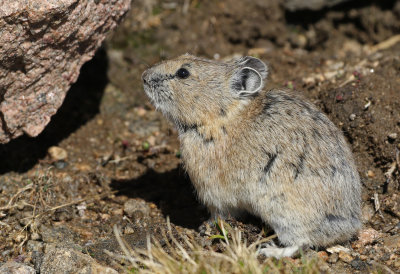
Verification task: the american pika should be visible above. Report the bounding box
[142,54,361,258]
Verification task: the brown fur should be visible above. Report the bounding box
[142,54,361,256]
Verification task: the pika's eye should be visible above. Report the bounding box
[176,68,190,79]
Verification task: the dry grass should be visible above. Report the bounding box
[107,219,324,274]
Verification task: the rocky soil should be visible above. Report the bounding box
[0,0,399,273]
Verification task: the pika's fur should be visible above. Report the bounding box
[142,54,361,257]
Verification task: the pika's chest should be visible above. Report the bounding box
[178,127,260,186]
[180,129,227,181]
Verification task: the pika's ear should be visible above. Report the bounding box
[230,57,268,97]
[235,56,268,79]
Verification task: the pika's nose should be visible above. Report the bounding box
[142,69,151,84]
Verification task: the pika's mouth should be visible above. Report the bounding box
[142,78,169,109]
[142,69,177,113]
[142,69,157,96]
[142,82,155,100]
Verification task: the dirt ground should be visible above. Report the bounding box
[1,0,400,273]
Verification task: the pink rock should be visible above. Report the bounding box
[352,228,382,249]
[0,0,131,143]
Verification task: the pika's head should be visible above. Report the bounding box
[142,54,268,127]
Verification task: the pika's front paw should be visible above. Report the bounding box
[198,215,230,236]
[198,219,215,236]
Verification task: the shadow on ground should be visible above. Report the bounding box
[0,48,108,174]
[110,167,209,230]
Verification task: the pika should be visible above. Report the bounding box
[142,54,361,258]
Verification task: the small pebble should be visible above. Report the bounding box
[123,199,150,218]
[75,163,91,171]
[367,170,375,178]
[361,203,375,223]
[350,257,367,270]
[349,114,356,121]
[149,203,157,209]
[339,251,354,263]
[123,226,134,235]
[353,228,381,249]
[48,146,68,161]
[328,252,339,263]
[100,213,110,221]
[318,261,331,272]
[31,232,41,241]
[77,202,87,217]
[112,208,123,216]
[388,133,397,141]
[54,160,68,169]
[136,107,147,117]
[326,245,351,253]
[317,251,329,262]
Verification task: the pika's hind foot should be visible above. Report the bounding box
[258,242,301,259]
